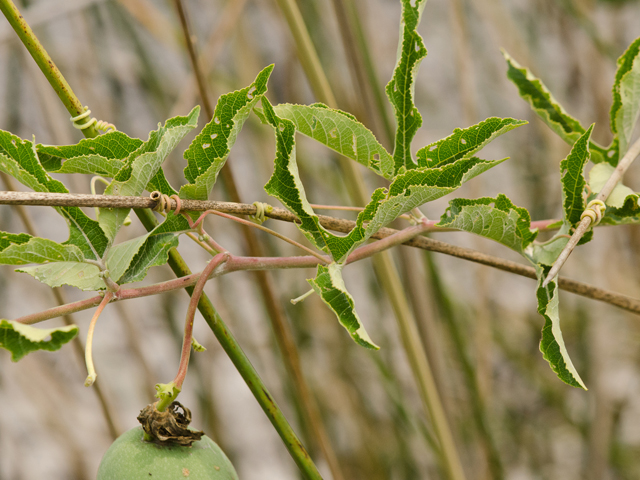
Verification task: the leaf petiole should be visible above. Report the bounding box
[159,252,229,409]
[84,291,114,387]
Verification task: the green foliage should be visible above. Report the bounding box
[37,131,143,174]
[503,51,611,165]
[610,37,640,159]
[386,0,428,172]
[0,319,78,361]
[99,107,200,240]
[536,267,587,389]
[502,39,640,388]
[1,1,636,394]
[17,261,103,291]
[0,130,109,260]
[119,232,180,284]
[0,231,83,264]
[416,117,527,168]
[273,103,395,179]
[560,125,594,229]
[588,162,640,225]
[308,264,379,349]
[438,194,537,254]
[180,65,273,200]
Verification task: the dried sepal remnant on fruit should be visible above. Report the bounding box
[137,401,204,447]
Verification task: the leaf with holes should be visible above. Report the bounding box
[272,103,394,179]
[37,131,143,173]
[610,37,640,161]
[262,97,509,263]
[308,264,379,350]
[99,107,200,241]
[504,52,610,165]
[416,117,527,168]
[437,194,537,254]
[0,231,84,265]
[386,0,428,173]
[179,65,273,201]
[0,320,78,362]
[536,265,587,389]
[0,130,108,260]
[261,98,331,252]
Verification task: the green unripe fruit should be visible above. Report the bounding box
[97,426,239,479]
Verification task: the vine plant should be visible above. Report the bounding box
[0,0,639,478]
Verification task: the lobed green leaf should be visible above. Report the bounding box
[503,51,610,165]
[0,232,84,265]
[588,162,640,225]
[386,0,428,172]
[272,103,395,179]
[536,265,587,389]
[104,235,151,283]
[560,125,594,228]
[118,232,180,284]
[0,320,78,362]
[37,131,142,176]
[308,264,379,350]
[610,37,640,160]
[48,155,124,177]
[16,233,152,291]
[99,107,200,240]
[437,194,537,254]
[17,261,103,291]
[262,98,508,263]
[416,117,527,168]
[180,65,274,200]
[0,131,108,260]
[588,162,637,208]
[37,131,143,170]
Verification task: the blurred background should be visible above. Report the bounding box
[0,0,639,478]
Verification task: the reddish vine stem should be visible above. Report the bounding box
[14,224,640,328]
[173,252,229,391]
[154,253,230,413]
[184,209,328,262]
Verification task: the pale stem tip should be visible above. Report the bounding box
[84,373,97,387]
[291,289,314,305]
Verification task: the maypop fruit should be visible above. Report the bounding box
[97,426,239,479]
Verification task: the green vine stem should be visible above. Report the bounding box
[0,0,99,138]
[274,1,466,478]
[0,6,324,478]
